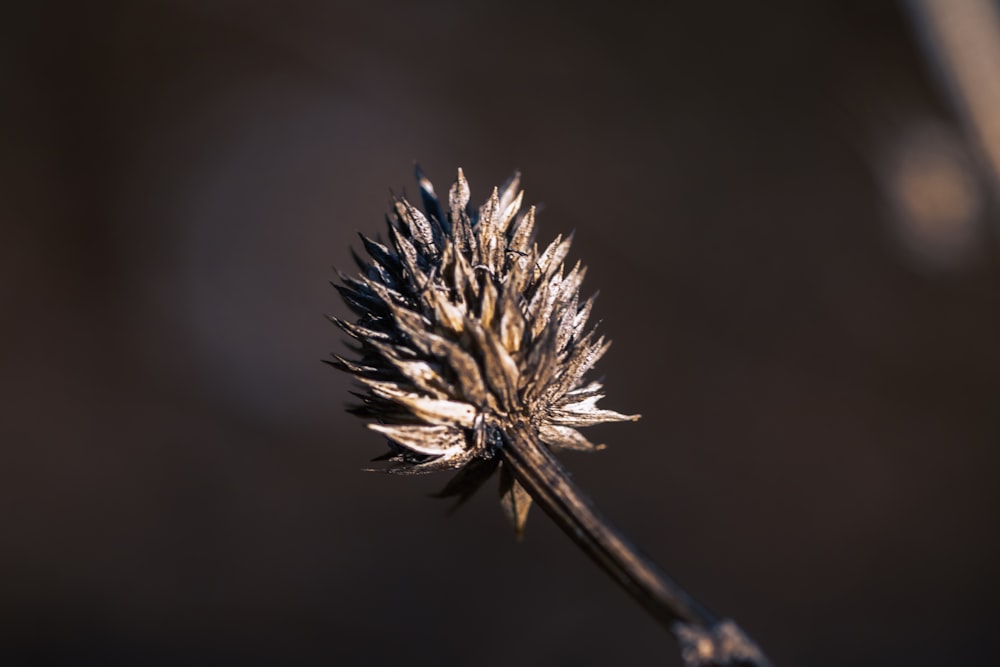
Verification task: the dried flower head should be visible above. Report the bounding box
[328,168,771,665]
[330,167,638,533]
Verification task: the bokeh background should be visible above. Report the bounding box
[3,1,1000,665]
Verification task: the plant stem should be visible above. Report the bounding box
[500,419,772,666]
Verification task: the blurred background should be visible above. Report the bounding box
[3,1,1000,665]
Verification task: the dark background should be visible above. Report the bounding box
[3,1,1000,665]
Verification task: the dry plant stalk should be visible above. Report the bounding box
[329,166,772,667]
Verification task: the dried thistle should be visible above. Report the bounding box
[330,167,772,666]
[330,166,637,534]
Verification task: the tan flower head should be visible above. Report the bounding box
[330,167,638,533]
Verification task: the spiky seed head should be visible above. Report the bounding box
[330,166,638,534]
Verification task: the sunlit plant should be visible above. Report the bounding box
[329,166,772,667]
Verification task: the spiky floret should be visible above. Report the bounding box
[330,167,638,531]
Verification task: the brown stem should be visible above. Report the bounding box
[499,419,773,667]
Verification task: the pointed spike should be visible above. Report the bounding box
[358,233,403,274]
[555,290,579,353]
[538,423,606,452]
[549,406,641,427]
[499,189,524,234]
[369,449,476,475]
[450,168,470,211]
[449,168,477,258]
[395,196,438,259]
[478,187,502,272]
[364,381,478,428]
[536,232,574,283]
[369,423,466,456]
[333,283,388,318]
[323,354,378,374]
[509,205,536,254]
[415,163,448,232]
[431,456,502,510]
[479,278,497,328]
[498,463,532,540]
[573,293,597,339]
[498,170,522,212]
[387,222,429,289]
[498,285,526,354]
